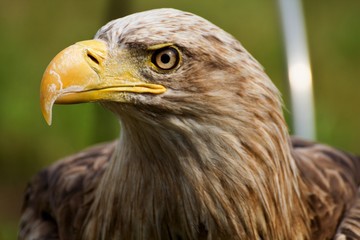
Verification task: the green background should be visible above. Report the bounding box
[0,0,359,238]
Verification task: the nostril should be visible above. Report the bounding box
[87,52,100,65]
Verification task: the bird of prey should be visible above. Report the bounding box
[19,8,360,240]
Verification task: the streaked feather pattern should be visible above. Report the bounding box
[19,142,115,239]
[19,138,360,239]
[19,8,360,240]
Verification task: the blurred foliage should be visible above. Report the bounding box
[0,0,359,238]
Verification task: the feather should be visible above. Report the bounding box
[19,142,115,239]
[19,138,360,239]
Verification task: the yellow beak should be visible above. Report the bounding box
[40,39,166,125]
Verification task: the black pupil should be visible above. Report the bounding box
[161,53,171,64]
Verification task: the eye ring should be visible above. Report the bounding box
[151,47,180,70]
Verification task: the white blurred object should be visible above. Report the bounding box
[277,0,316,140]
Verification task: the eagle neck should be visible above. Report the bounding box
[84,110,309,239]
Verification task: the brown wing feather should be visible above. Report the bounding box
[292,137,360,239]
[335,189,360,239]
[18,141,116,240]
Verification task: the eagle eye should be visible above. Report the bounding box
[151,47,180,70]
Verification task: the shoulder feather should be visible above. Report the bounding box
[292,137,360,239]
[18,141,116,240]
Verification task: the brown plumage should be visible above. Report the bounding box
[19,8,360,240]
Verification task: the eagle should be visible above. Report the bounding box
[19,8,360,240]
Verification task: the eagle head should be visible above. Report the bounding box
[41,8,280,130]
